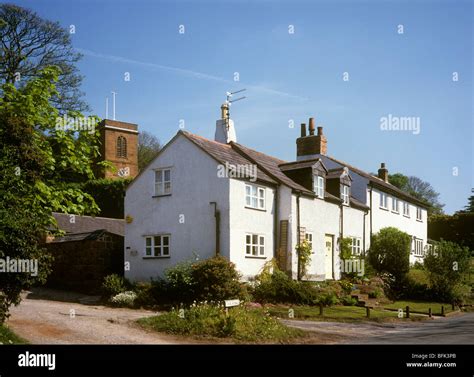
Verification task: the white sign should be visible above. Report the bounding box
[224,299,240,308]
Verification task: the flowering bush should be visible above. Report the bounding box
[110,291,137,307]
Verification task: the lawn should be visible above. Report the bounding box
[384,301,454,315]
[266,305,426,323]
[137,304,306,343]
[0,324,27,344]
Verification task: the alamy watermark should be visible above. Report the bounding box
[0,257,38,276]
[340,258,365,277]
[55,114,96,134]
[217,162,257,182]
[380,114,420,135]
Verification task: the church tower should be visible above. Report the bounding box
[96,119,139,179]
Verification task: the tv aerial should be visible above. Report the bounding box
[223,89,246,125]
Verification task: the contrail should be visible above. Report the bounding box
[76,47,308,100]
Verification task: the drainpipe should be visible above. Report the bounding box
[338,202,343,280]
[210,202,220,256]
[363,210,368,257]
[273,187,279,259]
[369,187,373,241]
[296,193,301,281]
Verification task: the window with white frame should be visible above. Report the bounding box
[155,169,171,196]
[341,185,350,205]
[145,235,170,257]
[245,184,265,210]
[305,232,313,252]
[245,234,265,257]
[351,237,362,255]
[380,192,388,209]
[392,197,399,213]
[313,176,324,198]
[416,207,422,221]
[413,238,424,257]
[403,201,410,217]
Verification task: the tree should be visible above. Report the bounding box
[388,173,444,215]
[0,4,87,112]
[424,240,471,303]
[138,131,161,171]
[458,194,474,214]
[0,67,100,323]
[367,227,411,297]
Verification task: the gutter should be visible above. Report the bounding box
[210,202,220,256]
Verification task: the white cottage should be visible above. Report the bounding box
[124,107,428,282]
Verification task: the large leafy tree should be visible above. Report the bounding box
[368,227,412,298]
[0,4,87,112]
[0,67,100,323]
[388,173,444,215]
[138,131,161,171]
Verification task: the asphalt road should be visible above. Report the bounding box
[283,313,474,344]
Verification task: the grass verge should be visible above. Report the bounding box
[137,304,306,343]
[383,301,453,315]
[267,305,426,322]
[0,324,28,344]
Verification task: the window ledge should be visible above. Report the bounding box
[416,219,423,223]
[244,206,266,212]
[403,214,411,218]
[143,256,171,259]
[391,211,399,214]
[152,194,172,198]
[245,256,267,259]
[379,206,389,211]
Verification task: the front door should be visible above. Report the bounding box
[325,234,334,279]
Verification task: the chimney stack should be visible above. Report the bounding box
[309,118,315,135]
[296,117,327,160]
[378,162,389,182]
[300,123,306,137]
[215,103,237,144]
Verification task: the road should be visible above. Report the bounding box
[5,289,199,344]
[282,313,474,344]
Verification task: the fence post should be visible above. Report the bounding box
[366,306,370,318]
[428,308,432,318]
[405,305,410,319]
[452,303,455,311]
[319,304,323,316]
[441,306,445,316]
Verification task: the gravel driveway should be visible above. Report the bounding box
[6,288,196,344]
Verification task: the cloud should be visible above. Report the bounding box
[76,47,308,101]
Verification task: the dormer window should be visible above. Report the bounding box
[313,175,325,198]
[341,185,350,205]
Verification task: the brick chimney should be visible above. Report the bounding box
[296,117,327,160]
[378,162,389,182]
[215,103,237,144]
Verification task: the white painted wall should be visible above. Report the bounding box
[228,179,276,280]
[294,196,343,281]
[369,188,428,264]
[124,135,230,282]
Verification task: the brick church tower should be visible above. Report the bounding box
[96,119,139,179]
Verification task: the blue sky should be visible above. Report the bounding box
[12,0,473,213]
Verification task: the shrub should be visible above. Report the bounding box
[101,274,130,299]
[133,282,156,308]
[424,240,471,303]
[191,256,244,303]
[252,270,319,305]
[367,227,411,298]
[110,291,137,307]
[341,296,358,306]
[163,261,196,304]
